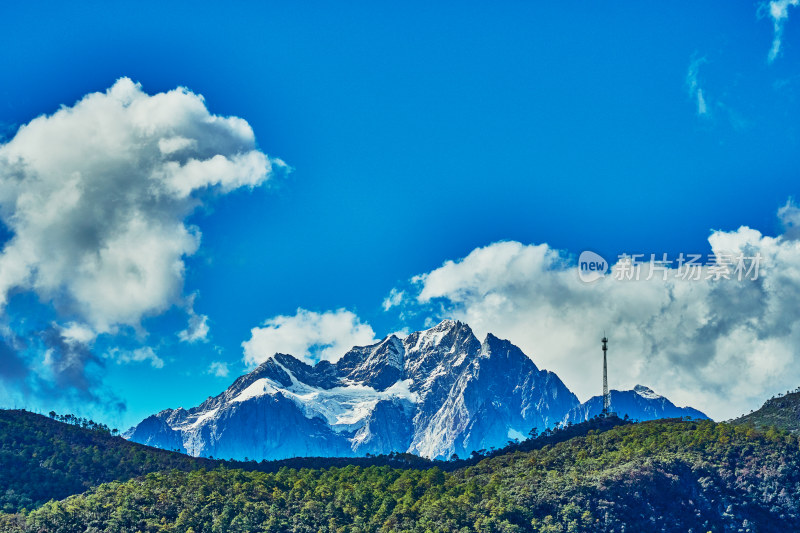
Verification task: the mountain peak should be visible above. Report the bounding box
[402,319,479,370]
[481,332,513,350]
[633,385,662,400]
[417,319,472,343]
[481,333,539,369]
[427,318,472,334]
[227,356,294,396]
[563,386,708,425]
[336,335,406,390]
[125,320,707,462]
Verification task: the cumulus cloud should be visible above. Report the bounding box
[765,0,799,62]
[208,361,230,378]
[0,78,282,405]
[392,209,800,421]
[0,77,282,333]
[686,56,709,116]
[242,308,377,366]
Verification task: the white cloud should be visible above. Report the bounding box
[242,308,377,367]
[765,0,799,62]
[686,56,709,116]
[179,311,209,343]
[60,322,96,345]
[398,210,800,421]
[382,288,405,311]
[178,294,209,343]
[0,77,282,334]
[208,361,230,378]
[389,328,411,339]
[108,347,164,369]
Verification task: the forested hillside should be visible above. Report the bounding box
[0,406,636,517]
[733,388,800,434]
[2,418,798,532]
[0,410,215,513]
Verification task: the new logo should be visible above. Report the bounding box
[578,251,608,283]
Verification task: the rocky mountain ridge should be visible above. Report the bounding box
[126,320,707,460]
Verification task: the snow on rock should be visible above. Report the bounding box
[633,384,662,400]
[126,320,700,461]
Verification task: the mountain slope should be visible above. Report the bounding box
[0,405,630,515]
[733,388,800,433]
[126,320,581,460]
[7,419,800,533]
[563,384,709,424]
[0,409,213,513]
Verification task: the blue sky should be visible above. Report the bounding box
[1,1,799,428]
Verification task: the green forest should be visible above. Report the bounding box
[0,410,215,513]
[1,409,798,532]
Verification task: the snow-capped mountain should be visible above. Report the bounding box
[562,385,709,425]
[125,320,579,460]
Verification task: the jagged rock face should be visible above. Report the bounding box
[125,412,185,453]
[563,384,710,425]
[125,320,699,461]
[402,328,578,458]
[353,399,415,454]
[194,393,354,460]
[337,336,405,391]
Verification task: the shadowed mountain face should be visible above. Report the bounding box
[125,320,704,460]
